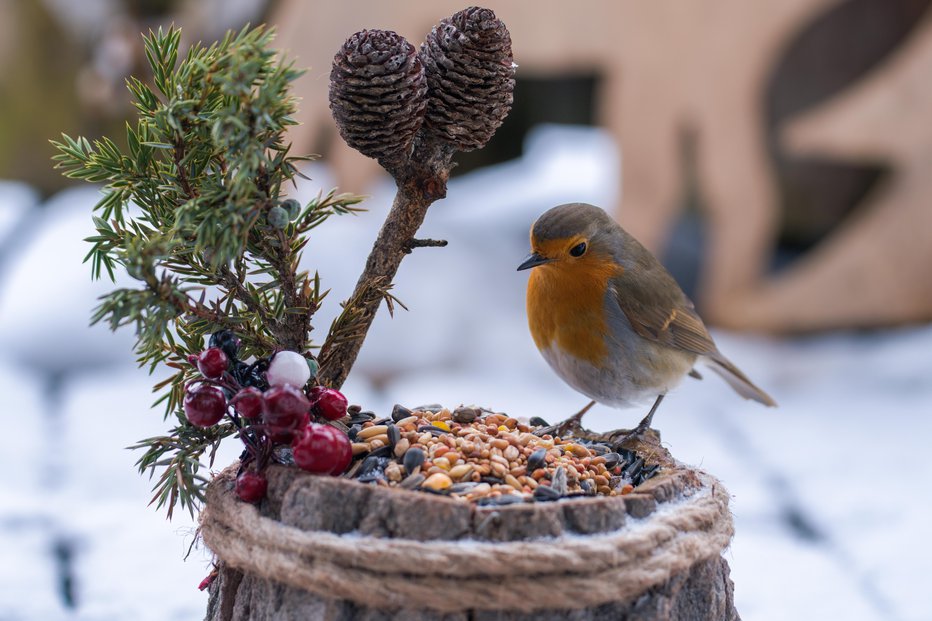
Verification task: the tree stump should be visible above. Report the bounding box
[201,435,739,620]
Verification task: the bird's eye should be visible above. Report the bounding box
[569,242,587,257]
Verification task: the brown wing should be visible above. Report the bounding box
[611,259,719,357]
[610,258,777,406]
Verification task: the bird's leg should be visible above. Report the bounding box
[614,394,665,443]
[550,400,596,438]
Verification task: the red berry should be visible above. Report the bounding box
[184,385,227,427]
[329,429,353,475]
[314,388,348,421]
[233,387,264,419]
[197,571,217,591]
[197,347,229,379]
[235,470,267,503]
[292,424,352,475]
[263,385,310,428]
[307,385,325,402]
[269,411,309,444]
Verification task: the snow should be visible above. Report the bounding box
[0,185,137,373]
[0,126,930,620]
[0,527,66,621]
[730,519,888,621]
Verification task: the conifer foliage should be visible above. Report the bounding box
[51,26,363,518]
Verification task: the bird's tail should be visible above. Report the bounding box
[704,355,777,407]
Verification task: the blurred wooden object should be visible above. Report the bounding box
[592,1,840,325]
[719,14,932,331]
[272,0,932,333]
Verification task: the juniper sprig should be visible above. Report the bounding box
[51,25,362,518]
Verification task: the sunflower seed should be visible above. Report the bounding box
[449,482,479,494]
[583,443,612,455]
[357,455,391,478]
[477,493,525,506]
[452,406,478,423]
[533,485,562,502]
[349,410,375,425]
[602,452,623,469]
[367,445,394,459]
[391,404,413,422]
[417,425,448,436]
[403,447,425,475]
[623,457,644,480]
[638,464,660,483]
[400,473,425,489]
[387,424,400,447]
[527,448,547,472]
[551,466,568,496]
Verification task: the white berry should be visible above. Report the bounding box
[267,351,311,388]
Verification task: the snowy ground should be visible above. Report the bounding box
[0,126,930,621]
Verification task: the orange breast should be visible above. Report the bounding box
[526,256,621,368]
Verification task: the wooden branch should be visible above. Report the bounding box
[317,140,454,388]
[217,264,273,327]
[268,229,310,352]
[172,136,198,200]
[404,238,449,254]
[317,11,513,388]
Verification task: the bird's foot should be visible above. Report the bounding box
[607,394,665,447]
[553,417,584,439]
[533,400,596,438]
[533,420,572,438]
[608,420,652,447]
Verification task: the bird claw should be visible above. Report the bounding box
[533,414,585,439]
[532,423,559,437]
[608,426,644,445]
[553,417,583,439]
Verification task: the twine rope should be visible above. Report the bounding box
[200,469,733,613]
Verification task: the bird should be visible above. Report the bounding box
[518,202,775,438]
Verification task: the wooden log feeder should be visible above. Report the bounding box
[201,416,738,620]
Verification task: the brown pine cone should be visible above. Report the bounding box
[420,6,515,151]
[329,30,427,168]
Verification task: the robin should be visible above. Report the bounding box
[518,202,775,437]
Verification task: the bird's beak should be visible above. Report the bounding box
[517,252,553,271]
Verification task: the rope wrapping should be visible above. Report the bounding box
[200,467,733,613]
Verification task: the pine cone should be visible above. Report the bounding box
[329,30,427,167]
[420,7,515,151]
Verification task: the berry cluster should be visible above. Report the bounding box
[182,331,352,503]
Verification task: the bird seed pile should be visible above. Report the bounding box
[343,404,661,504]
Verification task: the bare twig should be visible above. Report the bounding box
[317,10,513,389]
[404,238,449,254]
[317,140,454,388]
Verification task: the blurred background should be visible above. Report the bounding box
[1,1,930,619]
